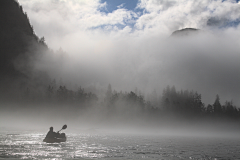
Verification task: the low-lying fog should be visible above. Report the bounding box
[1,102,240,139]
[1,0,240,138]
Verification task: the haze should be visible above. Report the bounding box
[17,0,240,105]
[1,0,240,136]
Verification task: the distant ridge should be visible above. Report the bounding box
[171,28,200,37]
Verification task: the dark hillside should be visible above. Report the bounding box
[0,0,49,100]
[0,0,36,74]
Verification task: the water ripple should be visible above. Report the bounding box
[0,132,240,159]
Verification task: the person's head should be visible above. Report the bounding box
[50,127,53,131]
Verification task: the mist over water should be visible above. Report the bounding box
[1,101,240,140]
[1,29,240,140]
[1,1,240,159]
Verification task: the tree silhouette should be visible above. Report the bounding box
[105,84,112,100]
[206,104,214,113]
[46,85,54,102]
[57,86,68,102]
[213,94,222,113]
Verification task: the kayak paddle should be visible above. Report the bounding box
[58,124,67,132]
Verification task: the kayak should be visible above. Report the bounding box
[43,137,66,143]
[43,133,66,143]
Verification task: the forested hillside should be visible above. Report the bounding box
[0,0,49,100]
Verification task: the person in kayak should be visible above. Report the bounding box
[43,125,67,143]
[45,127,59,139]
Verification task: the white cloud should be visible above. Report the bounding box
[18,0,240,40]
[17,0,240,105]
[136,0,240,33]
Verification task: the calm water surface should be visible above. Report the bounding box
[0,131,240,159]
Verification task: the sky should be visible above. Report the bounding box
[102,0,140,13]
[17,0,240,106]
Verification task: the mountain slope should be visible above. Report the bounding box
[0,0,50,100]
[0,0,41,76]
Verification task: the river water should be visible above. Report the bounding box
[0,131,240,160]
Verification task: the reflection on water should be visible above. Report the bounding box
[0,131,240,159]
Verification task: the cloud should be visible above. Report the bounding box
[19,0,136,38]
[18,0,240,106]
[136,0,240,33]
[19,0,240,38]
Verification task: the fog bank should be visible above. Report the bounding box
[17,0,240,106]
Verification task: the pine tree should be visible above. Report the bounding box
[213,94,222,113]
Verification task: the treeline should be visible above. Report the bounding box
[21,80,98,107]
[103,85,240,120]
[160,86,240,119]
[17,83,240,120]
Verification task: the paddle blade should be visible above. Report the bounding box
[62,124,67,130]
